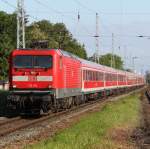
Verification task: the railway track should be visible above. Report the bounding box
[0,99,103,137]
[0,88,144,138]
[0,117,20,127]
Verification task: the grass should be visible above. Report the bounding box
[26,93,141,149]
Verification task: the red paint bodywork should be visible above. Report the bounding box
[9,49,145,95]
[10,49,81,91]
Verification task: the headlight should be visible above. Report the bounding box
[13,85,17,88]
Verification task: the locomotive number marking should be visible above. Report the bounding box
[28,76,37,81]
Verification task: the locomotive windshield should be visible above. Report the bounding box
[13,55,52,68]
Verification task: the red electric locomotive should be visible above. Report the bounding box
[8,49,145,115]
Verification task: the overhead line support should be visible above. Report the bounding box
[17,0,25,49]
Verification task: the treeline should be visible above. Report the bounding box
[0,11,124,80]
[89,53,124,70]
[26,21,87,59]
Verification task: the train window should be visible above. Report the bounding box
[90,71,92,80]
[118,75,124,81]
[111,74,113,81]
[109,74,111,81]
[99,72,104,81]
[34,56,52,68]
[93,72,95,81]
[106,73,113,81]
[59,56,63,69]
[92,72,95,81]
[13,55,53,68]
[91,71,93,81]
[98,72,99,80]
[88,71,90,81]
[86,71,88,81]
[105,74,108,81]
[85,70,87,81]
[83,70,86,81]
[13,55,32,68]
[113,74,115,81]
[83,70,85,80]
[94,72,96,81]
[87,71,90,81]
[106,73,108,81]
[84,70,104,81]
[113,74,117,81]
[96,72,98,81]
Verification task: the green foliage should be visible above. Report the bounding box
[26,21,87,59]
[99,53,123,70]
[26,93,140,149]
[0,11,17,80]
[0,12,87,79]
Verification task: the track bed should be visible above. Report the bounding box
[0,88,144,149]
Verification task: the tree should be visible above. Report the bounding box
[0,11,17,79]
[26,23,49,48]
[99,53,123,70]
[26,21,87,59]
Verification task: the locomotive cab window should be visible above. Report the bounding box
[34,56,52,68]
[13,55,53,68]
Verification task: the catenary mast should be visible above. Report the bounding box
[94,13,100,63]
[17,0,25,49]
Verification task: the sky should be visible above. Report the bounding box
[1,0,150,73]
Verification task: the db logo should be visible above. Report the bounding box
[28,76,37,81]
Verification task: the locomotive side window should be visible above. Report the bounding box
[13,55,52,68]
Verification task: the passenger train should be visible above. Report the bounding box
[7,49,145,115]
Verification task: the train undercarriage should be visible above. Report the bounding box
[6,86,143,116]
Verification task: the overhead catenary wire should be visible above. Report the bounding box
[31,0,93,37]
[2,0,150,16]
[2,0,149,38]
[27,10,150,16]
[0,0,92,37]
[72,0,96,14]
[1,0,17,9]
[33,0,62,14]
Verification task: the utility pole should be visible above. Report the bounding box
[123,45,127,68]
[111,33,114,68]
[17,0,25,49]
[94,13,100,63]
[132,56,138,72]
